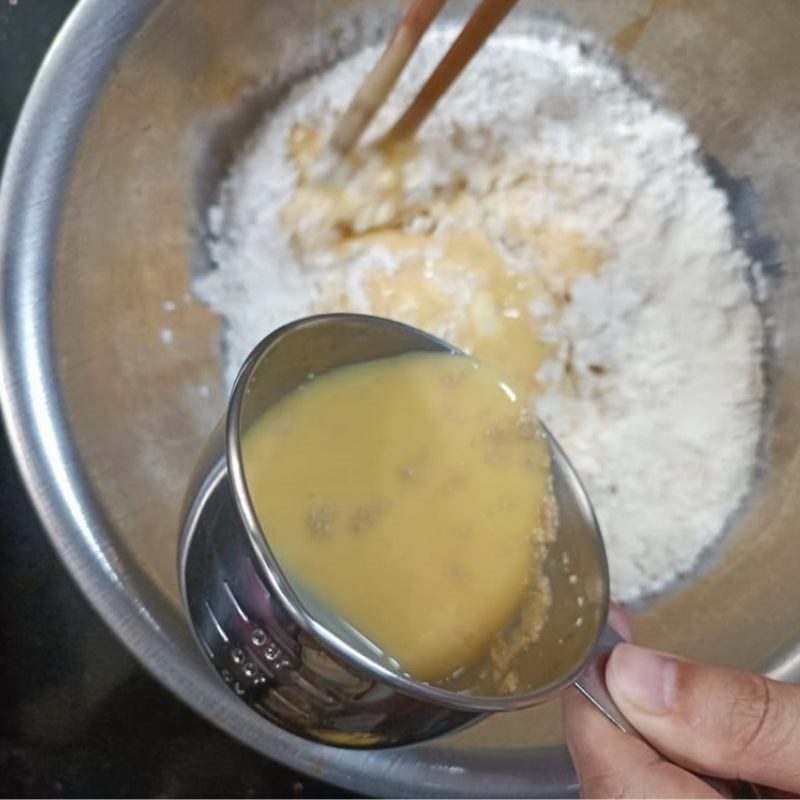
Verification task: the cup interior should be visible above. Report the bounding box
[226,314,609,709]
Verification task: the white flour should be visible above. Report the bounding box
[196,20,764,602]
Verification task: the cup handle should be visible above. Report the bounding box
[572,624,757,798]
[573,624,639,735]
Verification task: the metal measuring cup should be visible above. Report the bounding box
[178,313,629,748]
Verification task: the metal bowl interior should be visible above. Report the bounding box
[2,0,800,797]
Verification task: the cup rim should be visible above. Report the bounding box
[225,312,610,713]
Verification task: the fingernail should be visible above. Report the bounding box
[608,643,677,715]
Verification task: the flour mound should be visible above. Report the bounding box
[197,19,764,602]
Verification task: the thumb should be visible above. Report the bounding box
[562,685,721,799]
[607,643,800,793]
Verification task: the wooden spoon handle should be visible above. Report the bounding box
[388,0,519,141]
[328,0,447,158]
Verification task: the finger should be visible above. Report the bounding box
[606,643,800,793]
[562,685,720,799]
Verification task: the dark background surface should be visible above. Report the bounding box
[0,3,348,797]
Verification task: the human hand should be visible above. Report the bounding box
[562,615,800,798]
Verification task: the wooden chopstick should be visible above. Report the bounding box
[387,0,520,141]
[326,0,448,160]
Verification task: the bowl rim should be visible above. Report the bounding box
[3,1,799,797]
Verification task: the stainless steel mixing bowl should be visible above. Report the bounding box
[1,1,799,796]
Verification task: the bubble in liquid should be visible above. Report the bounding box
[307,502,335,536]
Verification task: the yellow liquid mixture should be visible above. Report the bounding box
[283,125,604,398]
[242,353,555,683]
